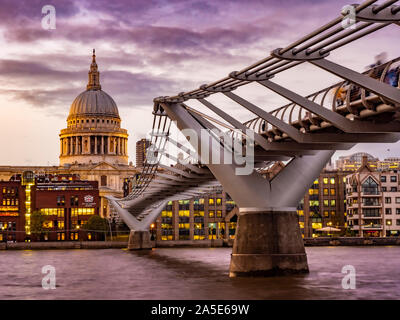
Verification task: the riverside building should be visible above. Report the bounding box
[346,156,400,237]
[0,172,100,242]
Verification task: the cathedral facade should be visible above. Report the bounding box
[0,50,137,217]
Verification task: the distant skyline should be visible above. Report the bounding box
[0,0,399,166]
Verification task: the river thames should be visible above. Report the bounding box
[0,246,399,300]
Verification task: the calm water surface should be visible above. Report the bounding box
[0,247,399,299]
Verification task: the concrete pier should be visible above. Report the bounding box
[229,210,309,277]
[127,230,152,250]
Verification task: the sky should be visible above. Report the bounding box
[0,0,399,166]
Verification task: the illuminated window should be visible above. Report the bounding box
[70,196,79,206]
[309,200,319,206]
[178,210,190,217]
[313,179,319,184]
[386,219,392,226]
[194,210,204,217]
[323,178,328,184]
[323,200,329,206]
[216,210,222,218]
[331,200,336,207]
[323,188,329,195]
[330,189,335,195]
[161,210,173,217]
[324,210,329,217]
[312,222,322,229]
[40,208,64,216]
[331,211,336,216]
[178,223,190,229]
[299,222,304,229]
[71,208,95,216]
[216,198,222,205]
[297,210,304,216]
[330,178,335,185]
[42,221,53,229]
[199,199,205,204]
[209,198,215,205]
[209,210,215,218]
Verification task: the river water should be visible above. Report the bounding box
[0,246,399,300]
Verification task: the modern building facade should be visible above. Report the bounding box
[346,156,400,237]
[298,169,349,237]
[336,152,379,172]
[336,152,400,172]
[152,191,238,242]
[136,138,151,168]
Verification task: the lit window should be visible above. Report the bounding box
[323,178,328,184]
[330,178,335,185]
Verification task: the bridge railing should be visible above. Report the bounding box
[243,56,400,139]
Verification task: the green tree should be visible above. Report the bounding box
[83,215,108,240]
[30,210,47,241]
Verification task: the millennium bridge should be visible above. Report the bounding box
[108,0,400,277]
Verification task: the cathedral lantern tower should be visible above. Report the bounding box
[59,50,129,166]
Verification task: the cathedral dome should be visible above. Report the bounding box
[67,49,120,120]
[68,90,120,119]
[60,49,129,167]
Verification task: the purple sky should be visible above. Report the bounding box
[0,0,399,166]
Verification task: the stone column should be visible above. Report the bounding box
[95,136,98,154]
[75,136,79,155]
[60,139,63,156]
[101,136,104,155]
[118,137,120,155]
[86,136,90,154]
[229,209,308,277]
[69,137,73,155]
[127,230,152,250]
[125,138,128,156]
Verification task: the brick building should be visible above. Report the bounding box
[0,171,100,242]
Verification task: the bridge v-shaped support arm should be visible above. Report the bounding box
[161,101,336,277]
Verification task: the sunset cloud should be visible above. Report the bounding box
[0,0,399,165]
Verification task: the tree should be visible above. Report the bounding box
[83,215,108,240]
[30,210,47,241]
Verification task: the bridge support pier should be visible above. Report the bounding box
[229,209,308,277]
[128,230,152,250]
